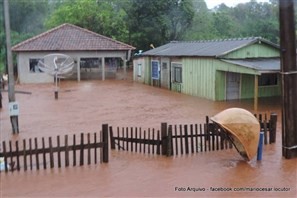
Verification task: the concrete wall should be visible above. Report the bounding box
[17,50,127,84]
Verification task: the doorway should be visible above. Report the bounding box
[226,72,240,100]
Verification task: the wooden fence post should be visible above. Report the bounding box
[269,113,277,144]
[161,123,168,156]
[102,124,109,163]
[167,125,173,156]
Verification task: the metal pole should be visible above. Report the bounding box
[4,0,19,133]
[279,0,297,159]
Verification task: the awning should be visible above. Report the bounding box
[220,58,280,73]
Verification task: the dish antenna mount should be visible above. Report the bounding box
[38,53,74,99]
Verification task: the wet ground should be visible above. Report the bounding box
[0,75,296,197]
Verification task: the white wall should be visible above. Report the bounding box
[17,50,127,84]
[133,57,145,83]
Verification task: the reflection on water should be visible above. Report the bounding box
[1,80,296,197]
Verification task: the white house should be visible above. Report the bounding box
[12,23,135,83]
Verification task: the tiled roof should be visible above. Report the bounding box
[141,37,279,57]
[12,23,135,52]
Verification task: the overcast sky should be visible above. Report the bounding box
[205,0,270,9]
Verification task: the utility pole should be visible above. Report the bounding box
[279,0,297,159]
[4,0,19,134]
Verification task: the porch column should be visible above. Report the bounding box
[254,75,258,112]
[77,58,81,82]
[102,57,105,81]
[123,59,127,80]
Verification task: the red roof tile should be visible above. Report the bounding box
[12,23,135,52]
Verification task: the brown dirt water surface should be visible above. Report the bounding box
[0,79,296,197]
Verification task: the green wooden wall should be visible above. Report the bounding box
[222,43,279,59]
[181,58,215,100]
[215,71,226,101]
[139,42,280,101]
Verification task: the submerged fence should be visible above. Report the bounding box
[110,113,278,156]
[0,124,109,172]
[1,113,277,173]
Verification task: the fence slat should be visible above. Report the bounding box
[117,127,120,150]
[80,133,84,166]
[195,124,198,153]
[143,130,146,154]
[110,126,115,149]
[269,113,277,143]
[184,125,189,154]
[199,124,203,152]
[157,130,161,155]
[2,141,8,172]
[179,125,183,155]
[57,136,61,168]
[94,133,97,164]
[148,128,151,154]
[161,123,168,156]
[29,139,33,170]
[73,134,76,166]
[49,137,54,168]
[88,133,91,165]
[131,128,133,152]
[65,135,69,167]
[16,141,20,171]
[139,128,142,153]
[190,124,194,154]
[152,129,155,154]
[42,138,46,169]
[23,139,27,171]
[135,128,138,152]
[263,120,268,145]
[34,138,39,170]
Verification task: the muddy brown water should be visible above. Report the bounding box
[0,77,296,197]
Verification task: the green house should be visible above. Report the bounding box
[133,37,280,101]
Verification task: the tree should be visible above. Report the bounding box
[123,0,195,50]
[183,0,217,40]
[45,0,129,43]
[0,0,49,73]
[231,0,279,42]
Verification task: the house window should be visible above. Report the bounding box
[151,60,160,80]
[138,64,142,77]
[172,63,182,83]
[29,58,44,73]
[259,73,278,86]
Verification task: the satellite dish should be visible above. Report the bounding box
[211,108,260,161]
[38,53,74,99]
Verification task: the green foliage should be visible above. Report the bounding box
[123,0,195,50]
[0,0,48,73]
[0,0,294,64]
[45,0,129,42]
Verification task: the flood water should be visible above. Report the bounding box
[0,75,296,197]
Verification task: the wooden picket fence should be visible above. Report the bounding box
[0,124,109,173]
[0,113,277,173]
[110,113,278,156]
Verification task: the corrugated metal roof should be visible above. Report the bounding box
[12,23,135,52]
[141,37,279,57]
[221,58,280,73]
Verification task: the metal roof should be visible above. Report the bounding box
[141,37,279,57]
[12,23,135,52]
[220,58,280,73]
